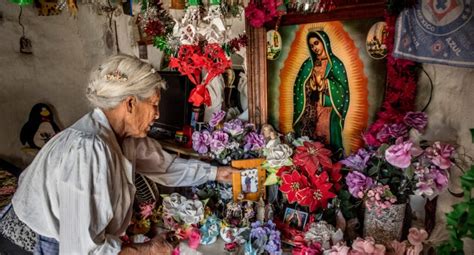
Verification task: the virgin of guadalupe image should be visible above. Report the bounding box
[293,31,349,152]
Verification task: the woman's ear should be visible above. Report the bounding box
[125,96,136,113]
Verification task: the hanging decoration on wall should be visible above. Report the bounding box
[17,7,33,54]
[266,15,282,60]
[366,21,388,60]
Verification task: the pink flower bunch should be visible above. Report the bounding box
[390,228,428,255]
[385,137,422,169]
[364,184,397,214]
[326,238,385,255]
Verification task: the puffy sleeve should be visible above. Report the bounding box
[58,135,122,254]
[123,137,217,187]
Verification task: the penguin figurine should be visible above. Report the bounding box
[20,103,60,149]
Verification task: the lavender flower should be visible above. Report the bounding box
[223,119,244,137]
[192,131,211,154]
[340,148,372,171]
[346,171,374,198]
[210,131,229,155]
[209,110,226,128]
[244,132,265,151]
[376,123,408,143]
[404,112,428,131]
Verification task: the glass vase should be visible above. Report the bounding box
[363,203,406,245]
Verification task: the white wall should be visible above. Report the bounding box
[0,2,245,167]
[0,2,116,166]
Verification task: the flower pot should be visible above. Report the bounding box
[363,203,406,245]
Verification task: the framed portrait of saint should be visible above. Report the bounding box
[231,158,266,201]
[267,19,386,155]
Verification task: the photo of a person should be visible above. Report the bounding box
[283,208,308,231]
[293,31,349,152]
[241,169,258,193]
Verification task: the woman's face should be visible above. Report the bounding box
[128,91,160,138]
[308,37,326,58]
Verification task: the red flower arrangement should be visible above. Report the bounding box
[278,141,340,213]
[169,43,232,106]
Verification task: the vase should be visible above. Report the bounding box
[363,203,406,245]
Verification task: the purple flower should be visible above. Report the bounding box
[376,123,408,143]
[425,142,455,170]
[210,131,229,155]
[385,138,417,169]
[209,110,226,128]
[223,119,244,137]
[346,171,374,198]
[192,131,211,154]
[244,132,265,151]
[404,112,428,131]
[340,148,372,171]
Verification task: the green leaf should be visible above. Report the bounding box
[368,166,379,176]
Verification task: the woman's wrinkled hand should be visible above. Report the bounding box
[216,166,237,183]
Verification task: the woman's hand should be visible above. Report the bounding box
[216,166,237,183]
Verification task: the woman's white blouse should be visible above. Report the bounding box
[12,108,216,254]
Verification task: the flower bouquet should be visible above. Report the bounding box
[342,111,455,243]
[244,221,282,255]
[271,139,343,249]
[192,110,265,165]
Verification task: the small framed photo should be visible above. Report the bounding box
[283,208,308,231]
[231,158,266,201]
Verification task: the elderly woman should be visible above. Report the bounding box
[12,55,234,254]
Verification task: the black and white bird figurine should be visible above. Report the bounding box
[20,103,60,149]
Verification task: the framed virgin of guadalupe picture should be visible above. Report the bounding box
[231,158,266,202]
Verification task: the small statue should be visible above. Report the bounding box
[261,123,280,149]
[256,197,265,222]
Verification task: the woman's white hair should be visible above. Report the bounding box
[86,54,166,109]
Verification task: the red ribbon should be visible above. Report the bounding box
[169,43,232,107]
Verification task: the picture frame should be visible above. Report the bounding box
[282,207,309,231]
[231,158,266,201]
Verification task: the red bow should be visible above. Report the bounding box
[169,43,231,107]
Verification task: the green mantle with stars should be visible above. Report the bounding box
[293,31,350,151]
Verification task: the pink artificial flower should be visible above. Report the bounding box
[407,228,428,246]
[172,247,180,255]
[390,240,407,255]
[328,242,350,255]
[426,142,455,170]
[406,244,423,255]
[187,227,201,249]
[385,138,419,168]
[351,237,386,255]
[139,201,156,219]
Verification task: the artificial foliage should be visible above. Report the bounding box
[436,131,474,254]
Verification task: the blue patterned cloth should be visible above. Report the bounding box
[33,235,59,255]
[393,0,473,68]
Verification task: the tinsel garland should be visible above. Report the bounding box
[363,12,419,147]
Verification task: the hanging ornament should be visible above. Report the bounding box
[366,21,388,60]
[266,15,282,60]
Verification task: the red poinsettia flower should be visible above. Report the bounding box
[279,171,309,204]
[325,162,343,192]
[293,141,332,176]
[296,173,336,212]
[276,165,295,177]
